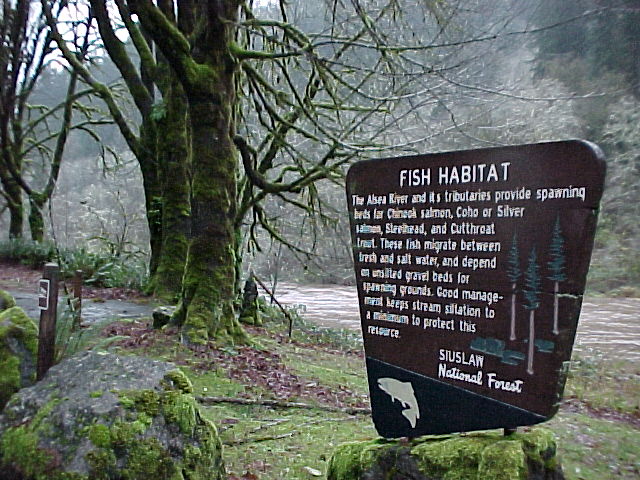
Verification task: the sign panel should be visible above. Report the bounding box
[38,279,50,311]
[346,140,606,437]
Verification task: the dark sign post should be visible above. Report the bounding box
[346,140,606,438]
[37,263,59,381]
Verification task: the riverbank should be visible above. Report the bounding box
[264,282,640,363]
[3,262,639,363]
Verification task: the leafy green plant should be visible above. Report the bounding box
[0,239,57,268]
[0,240,148,290]
[54,300,85,362]
[54,297,129,362]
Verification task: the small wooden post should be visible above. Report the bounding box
[72,269,83,324]
[37,263,59,381]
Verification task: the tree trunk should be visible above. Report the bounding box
[4,177,23,239]
[527,309,535,375]
[171,1,247,344]
[138,119,163,277]
[176,88,245,343]
[28,197,45,242]
[130,0,246,344]
[151,79,191,301]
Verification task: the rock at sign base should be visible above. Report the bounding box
[327,429,564,480]
[0,350,225,479]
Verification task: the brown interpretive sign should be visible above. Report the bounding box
[346,140,606,437]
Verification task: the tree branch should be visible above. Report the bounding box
[234,135,302,194]
[127,0,198,93]
[89,0,153,117]
[41,0,141,159]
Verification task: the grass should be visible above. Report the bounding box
[64,312,640,480]
[550,412,640,479]
[565,349,640,416]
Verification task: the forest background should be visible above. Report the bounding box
[1,0,638,309]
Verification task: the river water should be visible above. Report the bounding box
[265,283,640,363]
[9,281,638,362]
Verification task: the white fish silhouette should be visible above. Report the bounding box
[377,377,420,428]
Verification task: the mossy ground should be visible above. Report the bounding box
[89,314,640,479]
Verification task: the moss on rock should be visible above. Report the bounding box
[0,290,17,313]
[0,305,38,410]
[327,429,564,480]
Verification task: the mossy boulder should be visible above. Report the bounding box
[0,290,17,313]
[327,429,564,480]
[0,305,38,411]
[0,350,225,480]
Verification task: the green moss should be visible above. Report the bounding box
[182,307,211,346]
[134,390,161,417]
[0,397,62,476]
[109,420,145,447]
[328,430,560,480]
[121,437,177,480]
[477,440,526,480]
[28,198,45,243]
[0,427,55,479]
[180,419,225,480]
[184,62,217,90]
[0,307,38,406]
[89,391,103,398]
[86,448,117,479]
[163,369,194,394]
[0,306,39,356]
[161,391,198,435]
[0,355,21,408]
[326,441,386,479]
[518,428,557,471]
[411,435,493,478]
[87,424,112,449]
[0,290,16,312]
[153,100,190,302]
[101,387,221,478]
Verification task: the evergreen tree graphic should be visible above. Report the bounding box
[547,215,567,335]
[524,247,541,375]
[506,232,521,341]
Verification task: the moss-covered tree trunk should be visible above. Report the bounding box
[3,177,23,238]
[176,90,244,343]
[130,0,247,344]
[28,196,45,242]
[169,1,245,344]
[152,78,191,301]
[137,119,163,276]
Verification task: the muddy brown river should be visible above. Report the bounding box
[8,280,638,362]
[267,283,640,363]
